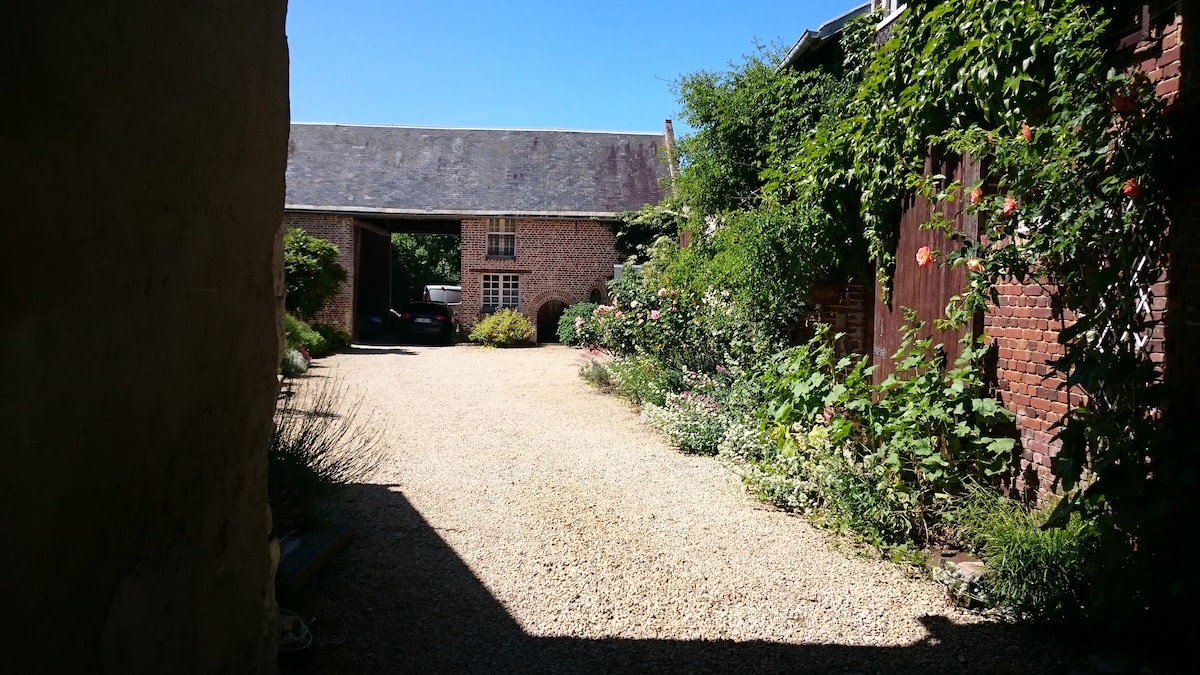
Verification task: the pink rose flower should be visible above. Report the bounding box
[650,310,661,320]
[916,246,933,268]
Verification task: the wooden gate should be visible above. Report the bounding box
[872,150,981,383]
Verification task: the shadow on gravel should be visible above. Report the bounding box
[340,345,419,356]
[279,485,1126,675]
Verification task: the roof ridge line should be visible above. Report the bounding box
[290,122,665,136]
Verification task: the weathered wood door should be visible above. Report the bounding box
[536,299,568,343]
[872,150,981,383]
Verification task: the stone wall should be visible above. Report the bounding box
[2,1,288,671]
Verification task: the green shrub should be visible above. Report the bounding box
[469,308,534,347]
[757,319,1016,546]
[283,312,337,357]
[284,228,348,321]
[312,324,351,353]
[643,393,727,455]
[557,302,600,346]
[642,367,739,454]
[605,356,681,407]
[722,422,832,514]
[579,357,689,409]
[950,488,1099,621]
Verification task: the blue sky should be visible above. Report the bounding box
[287,1,859,134]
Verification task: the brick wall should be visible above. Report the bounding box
[283,212,356,334]
[982,2,1187,500]
[1166,0,1200,425]
[983,284,1073,498]
[804,283,874,357]
[460,218,619,340]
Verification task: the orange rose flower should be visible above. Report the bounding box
[966,258,984,274]
[1021,123,1033,142]
[916,246,934,268]
[1122,177,1144,200]
[1003,196,1019,216]
[970,186,984,205]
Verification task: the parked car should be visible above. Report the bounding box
[393,301,455,344]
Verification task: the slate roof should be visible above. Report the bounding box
[777,2,871,71]
[285,123,670,219]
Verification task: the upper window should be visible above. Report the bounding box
[482,273,519,310]
[487,219,516,258]
[873,1,907,28]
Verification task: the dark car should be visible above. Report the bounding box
[394,301,455,344]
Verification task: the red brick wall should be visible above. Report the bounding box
[983,284,1073,498]
[1165,0,1200,425]
[460,218,619,340]
[806,283,873,357]
[283,212,356,334]
[983,3,1187,499]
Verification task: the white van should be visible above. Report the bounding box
[422,284,462,305]
[422,285,462,331]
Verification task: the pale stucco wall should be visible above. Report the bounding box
[1,1,289,671]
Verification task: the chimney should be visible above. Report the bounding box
[663,119,680,181]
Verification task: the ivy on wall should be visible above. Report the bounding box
[620,0,1184,620]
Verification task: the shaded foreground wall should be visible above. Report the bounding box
[2,1,288,671]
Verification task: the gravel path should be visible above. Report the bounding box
[283,343,1087,674]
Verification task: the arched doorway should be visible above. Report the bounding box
[536,298,568,343]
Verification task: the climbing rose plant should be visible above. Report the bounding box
[841,0,1181,620]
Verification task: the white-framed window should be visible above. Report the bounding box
[873,1,907,28]
[487,218,516,257]
[482,273,519,310]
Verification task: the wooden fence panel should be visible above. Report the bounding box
[871,151,980,383]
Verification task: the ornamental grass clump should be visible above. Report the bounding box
[950,487,1100,622]
[280,348,309,378]
[269,376,388,534]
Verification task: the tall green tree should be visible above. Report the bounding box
[391,233,460,304]
[624,37,872,345]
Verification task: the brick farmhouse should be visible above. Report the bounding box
[284,123,671,340]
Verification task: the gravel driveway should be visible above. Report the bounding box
[283,343,1086,674]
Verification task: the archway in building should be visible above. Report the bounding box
[536,298,568,343]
